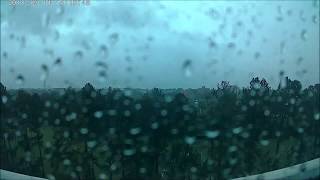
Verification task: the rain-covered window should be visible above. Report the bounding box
[0,1,319,180]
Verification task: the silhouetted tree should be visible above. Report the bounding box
[1,78,319,179]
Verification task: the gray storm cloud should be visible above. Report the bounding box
[1,1,319,89]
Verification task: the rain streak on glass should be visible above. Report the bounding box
[182,59,192,77]
[42,13,50,28]
[99,44,108,57]
[40,64,49,83]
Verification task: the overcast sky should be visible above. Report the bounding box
[1,0,319,89]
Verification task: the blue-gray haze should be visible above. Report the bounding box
[1,1,319,89]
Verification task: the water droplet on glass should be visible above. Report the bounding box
[43,48,54,57]
[297,128,304,133]
[231,32,238,39]
[300,163,307,172]
[80,128,88,134]
[66,18,74,26]
[256,174,265,180]
[42,13,50,28]
[161,109,167,116]
[264,110,270,116]
[2,96,8,104]
[54,57,62,65]
[125,56,132,62]
[207,8,220,20]
[313,0,319,8]
[300,29,307,41]
[54,119,60,125]
[249,99,255,106]
[254,52,261,59]
[53,30,60,41]
[99,44,108,57]
[56,5,64,16]
[314,113,320,120]
[228,146,238,152]
[312,15,318,23]
[45,101,51,107]
[296,57,303,65]
[228,42,236,49]
[151,122,159,129]
[129,127,141,135]
[280,41,285,54]
[241,105,247,111]
[74,50,83,60]
[139,167,147,174]
[41,64,49,84]
[232,127,243,135]
[16,74,25,85]
[279,70,287,88]
[9,33,15,40]
[63,159,71,166]
[99,174,107,179]
[124,110,131,117]
[279,70,285,77]
[25,151,31,162]
[81,41,91,50]
[47,174,56,180]
[135,103,142,110]
[2,51,8,59]
[208,38,217,49]
[97,71,107,83]
[109,33,119,45]
[108,109,117,116]
[190,167,197,173]
[276,16,283,22]
[184,136,196,144]
[299,10,306,21]
[260,140,269,146]
[96,61,108,69]
[290,98,296,104]
[277,5,283,14]
[94,111,103,118]
[236,21,243,27]
[15,131,21,137]
[45,141,51,148]
[109,128,116,135]
[87,141,97,148]
[205,130,220,138]
[41,64,48,73]
[147,36,154,42]
[123,149,136,156]
[20,36,26,48]
[229,158,238,166]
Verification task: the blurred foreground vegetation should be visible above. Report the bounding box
[0,77,319,180]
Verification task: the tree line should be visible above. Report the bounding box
[0,77,319,180]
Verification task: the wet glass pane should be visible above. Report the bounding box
[1,1,319,180]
